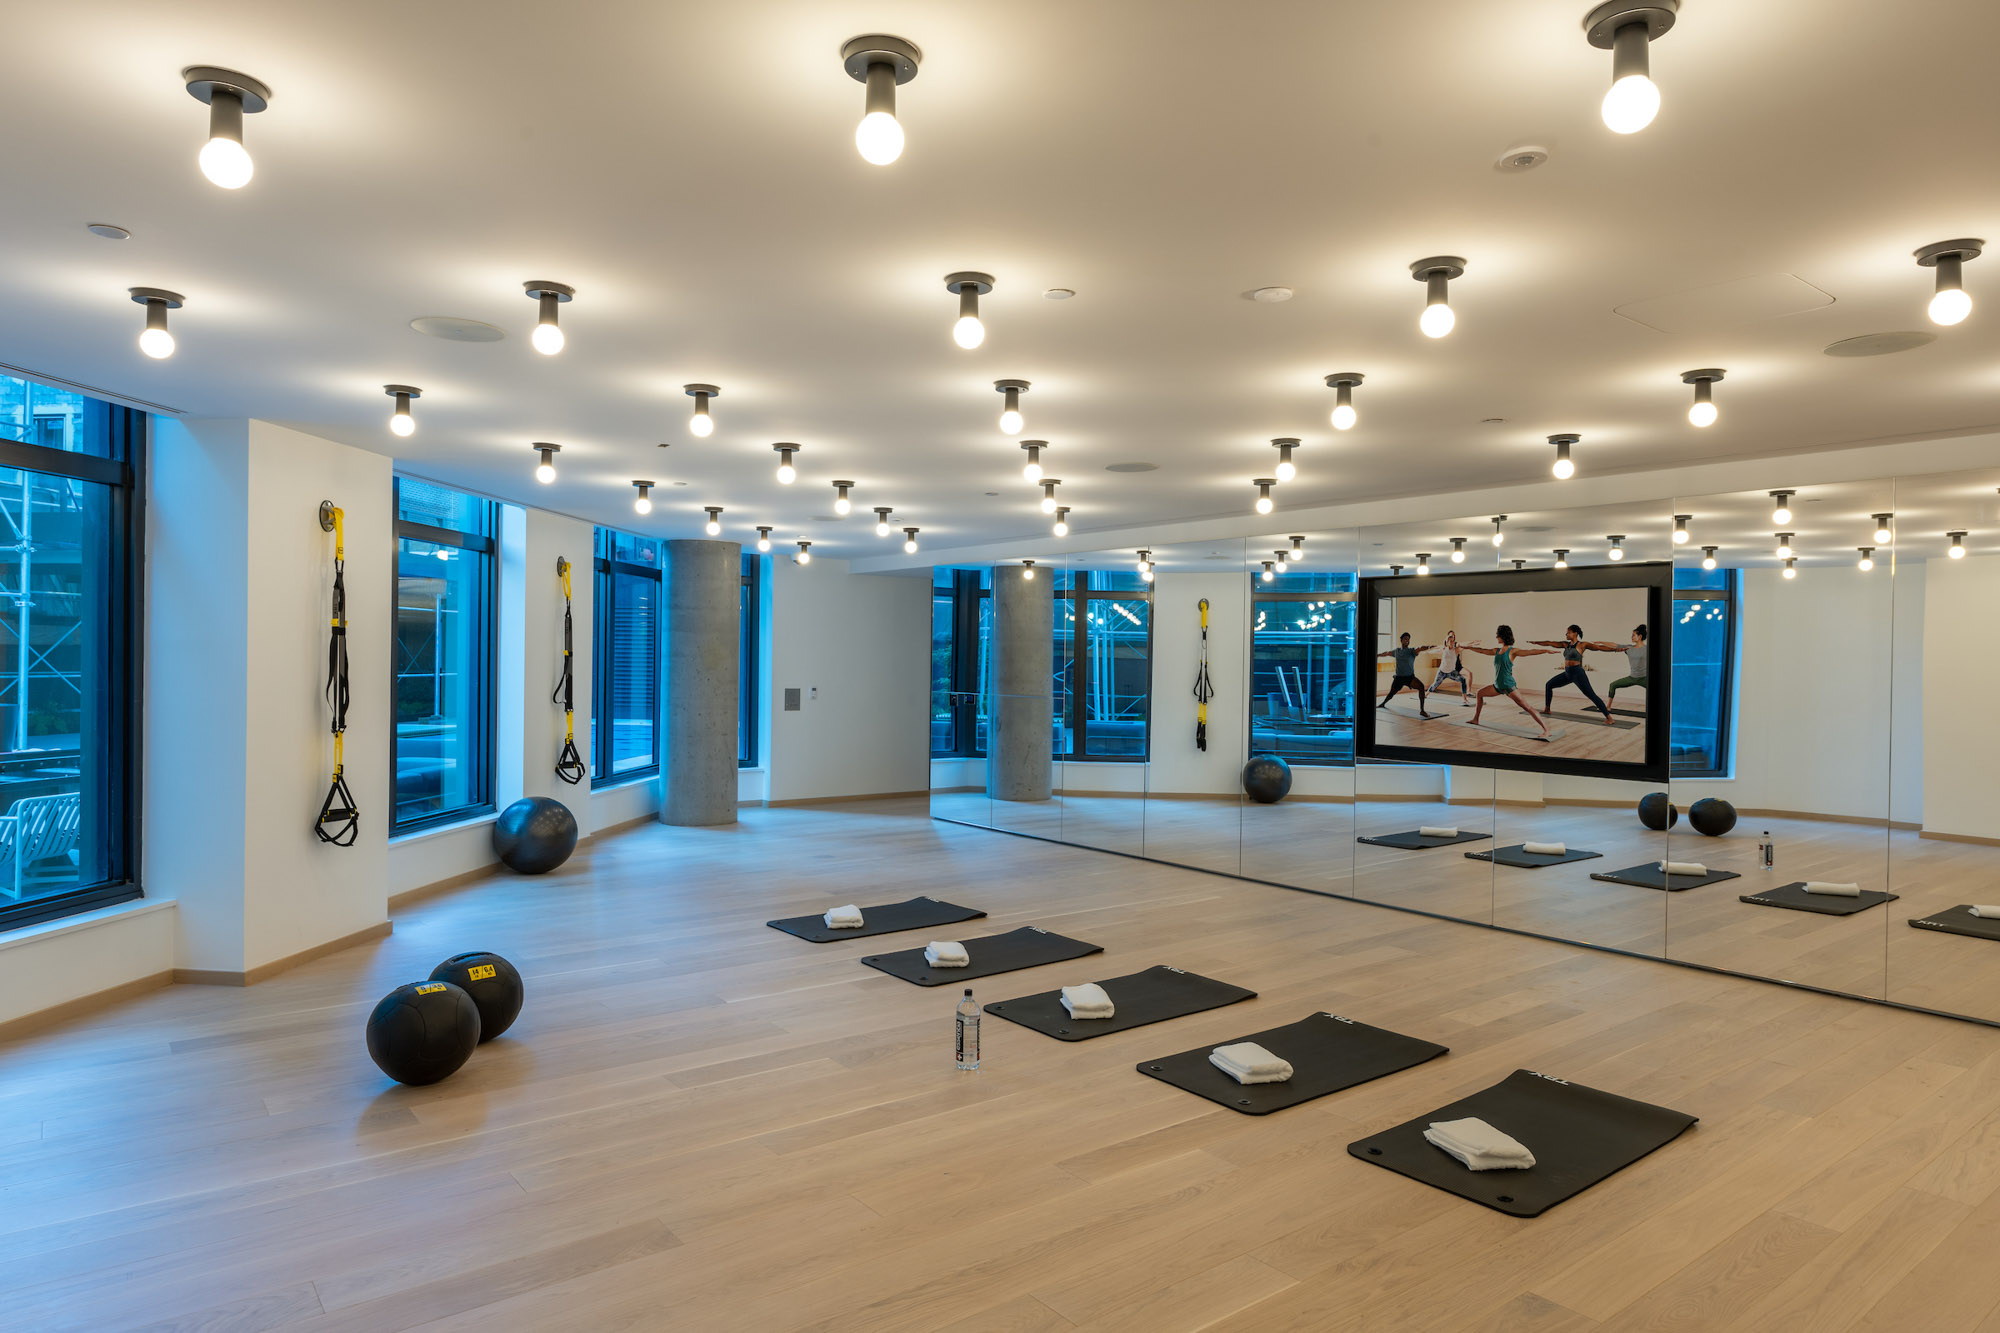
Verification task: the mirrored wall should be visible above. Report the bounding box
[931,464,2000,1025]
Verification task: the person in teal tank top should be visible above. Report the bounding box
[1459,625,1556,741]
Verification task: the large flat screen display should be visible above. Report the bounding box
[1355,563,1672,782]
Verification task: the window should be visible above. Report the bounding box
[1670,567,1736,777]
[1057,571,1151,760]
[592,528,662,781]
[392,478,496,831]
[0,374,142,930]
[739,553,760,767]
[931,567,993,758]
[1251,572,1357,765]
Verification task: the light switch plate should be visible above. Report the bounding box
[784,688,801,711]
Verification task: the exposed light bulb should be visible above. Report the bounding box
[1700,547,1717,571]
[834,496,851,515]
[1491,517,1506,548]
[690,412,714,437]
[778,463,796,484]
[1874,517,1894,544]
[1609,547,1624,561]
[1930,287,1972,325]
[1450,539,1466,564]
[953,315,984,349]
[634,494,653,516]
[1949,531,1968,559]
[855,111,903,165]
[706,519,721,536]
[903,528,919,554]
[535,462,555,484]
[390,409,415,438]
[199,135,253,189]
[797,542,813,565]
[995,407,1023,434]
[531,321,564,355]
[1775,536,1794,560]
[1554,551,1569,569]
[1607,536,1626,562]
[1022,448,1043,482]
[1416,556,1431,575]
[1332,403,1357,430]
[1688,399,1717,428]
[1288,537,1304,563]
[1271,439,1298,483]
[1782,559,1797,579]
[385,386,420,439]
[756,527,772,553]
[139,327,175,359]
[1253,479,1275,515]
[1255,496,1273,515]
[1275,459,1295,483]
[1141,568,1154,583]
[1672,515,1691,545]
[875,509,893,537]
[1022,562,1034,580]
[705,508,722,536]
[1041,495,1057,514]
[1551,435,1577,479]
[1052,508,1070,537]
[1261,563,1275,582]
[1601,74,1660,134]
[1770,492,1793,526]
[1858,549,1875,571]
[1419,302,1455,338]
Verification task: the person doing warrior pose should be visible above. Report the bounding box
[1376,632,1442,719]
[1531,624,1615,726]
[1429,630,1477,706]
[1461,626,1557,741]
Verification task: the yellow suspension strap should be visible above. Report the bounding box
[315,501,359,845]
[1193,597,1213,752]
[553,556,586,785]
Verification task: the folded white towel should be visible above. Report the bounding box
[1522,841,1566,856]
[1419,825,1459,839]
[924,940,969,967]
[824,904,864,928]
[1424,1116,1535,1171]
[1970,905,2000,919]
[1659,861,1707,877]
[1209,1041,1293,1085]
[1802,882,1861,898]
[1060,982,1115,1019]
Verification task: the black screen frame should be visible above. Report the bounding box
[1355,561,1673,784]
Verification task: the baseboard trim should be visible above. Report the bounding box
[0,969,174,1041]
[175,921,393,987]
[764,790,929,808]
[389,863,500,910]
[1919,828,2000,847]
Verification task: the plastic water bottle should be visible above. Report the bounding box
[1759,831,1775,870]
[955,988,980,1071]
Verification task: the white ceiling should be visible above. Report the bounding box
[4,0,1997,559]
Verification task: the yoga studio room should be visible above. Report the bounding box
[8,4,2000,1331]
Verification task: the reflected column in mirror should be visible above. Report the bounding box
[1058,549,1150,856]
[1665,485,1892,999]
[987,559,1062,839]
[1140,540,1245,875]
[928,565,992,827]
[1241,531,1359,894]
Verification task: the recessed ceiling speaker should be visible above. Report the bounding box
[410,316,505,343]
[1822,331,1937,357]
[1494,145,1549,172]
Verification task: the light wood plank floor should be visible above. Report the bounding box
[6,798,2000,1331]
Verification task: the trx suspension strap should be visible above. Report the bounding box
[315,501,359,845]
[1193,597,1213,751]
[553,556,586,785]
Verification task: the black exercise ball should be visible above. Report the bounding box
[492,796,578,875]
[1687,797,1738,838]
[1637,791,1679,831]
[1242,754,1293,804]
[430,952,524,1041]
[366,980,481,1086]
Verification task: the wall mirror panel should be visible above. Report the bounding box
[1057,547,1151,858]
[929,563,992,829]
[987,553,1065,841]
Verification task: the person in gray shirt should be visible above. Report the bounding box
[1376,632,1442,719]
[1539,623,1649,713]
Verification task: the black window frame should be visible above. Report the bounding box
[1248,580,1358,767]
[1669,573,1738,779]
[1057,571,1152,763]
[591,527,663,785]
[932,569,987,759]
[739,553,760,768]
[389,477,498,834]
[0,407,144,932]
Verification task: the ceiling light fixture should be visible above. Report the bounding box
[995,379,1029,434]
[831,480,853,515]
[1038,479,1061,514]
[1550,433,1578,479]
[1783,558,1798,580]
[1775,533,1795,560]
[841,35,921,165]
[1141,566,1154,583]
[1491,516,1507,547]
[1390,564,1404,577]
[1271,438,1300,482]
[773,443,799,484]
[755,525,772,553]
[1450,537,1467,564]
[873,507,894,537]
[684,384,719,437]
[1416,553,1432,575]
[533,443,560,484]
[632,480,654,515]
[1682,368,1724,426]
[523,281,574,355]
[1513,559,1527,570]
[944,272,993,349]
[129,288,183,359]
[1288,535,1305,562]
[1554,549,1570,569]
[1948,530,1968,559]
[183,66,271,189]
[1020,441,1045,482]
[797,540,813,565]
[903,527,920,554]
[1873,514,1895,544]
[1272,550,1292,572]
[1021,560,1035,581]
[1325,373,1364,429]
[1769,490,1794,526]
[1410,256,1466,338]
[1700,545,1718,571]
[1136,549,1152,573]
[1916,239,1982,326]
[1672,514,1691,544]
[384,384,420,438]
[1858,547,1875,572]
[704,506,723,537]
[1052,507,1071,537]
[1254,478,1276,515]
[1607,534,1626,561]
[1584,1,1678,134]
[1260,561,1276,583]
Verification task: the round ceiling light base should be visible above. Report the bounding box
[128,287,184,308]
[683,383,721,397]
[1582,1,1679,47]
[1409,256,1466,281]
[183,66,273,112]
[841,35,922,83]
[944,271,994,296]
[1680,368,1725,384]
[1914,238,1984,266]
[523,281,575,303]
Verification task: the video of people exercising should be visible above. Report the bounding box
[1356,566,1670,781]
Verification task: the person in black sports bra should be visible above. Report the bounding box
[1531,624,1615,726]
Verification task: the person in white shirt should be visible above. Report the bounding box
[1428,630,1477,707]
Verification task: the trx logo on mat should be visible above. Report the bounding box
[1327,1014,1355,1024]
[1914,920,1945,929]
[1527,1071,1570,1085]
[467,964,497,981]
[415,983,448,995]
[1745,895,1776,904]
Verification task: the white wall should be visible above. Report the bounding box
[0,901,176,1025]
[765,557,929,802]
[1921,554,2000,839]
[1147,572,1250,796]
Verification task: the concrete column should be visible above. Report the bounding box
[662,539,741,826]
[989,565,1053,802]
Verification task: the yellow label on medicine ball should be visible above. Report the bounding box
[414,983,448,995]
[467,964,497,982]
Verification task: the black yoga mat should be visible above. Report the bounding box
[1542,709,1642,730]
[984,966,1256,1041]
[1589,864,1741,892]
[767,895,987,943]
[860,926,1102,986]
[1741,882,1898,916]
[1347,1068,1698,1218]
[1137,1013,1448,1115]
[1358,829,1492,851]
[1908,906,2000,942]
[1466,844,1603,869]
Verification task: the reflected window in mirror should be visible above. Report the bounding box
[1057,571,1152,760]
[1671,567,1737,778]
[1250,571,1358,765]
[931,567,993,759]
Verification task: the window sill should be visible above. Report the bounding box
[0,896,172,953]
[593,771,659,793]
[390,811,498,847]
